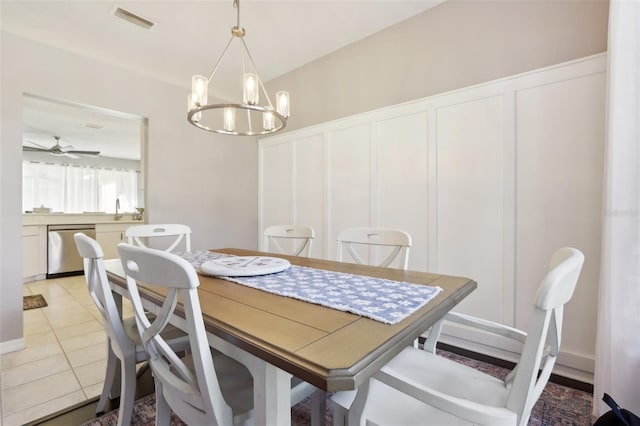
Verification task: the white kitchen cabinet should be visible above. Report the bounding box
[22,216,141,280]
[23,226,47,281]
[95,223,130,260]
[259,54,606,381]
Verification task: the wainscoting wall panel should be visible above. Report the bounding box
[376,112,430,272]
[259,140,293,232]
[259,54,606,381]
[327,124,372,261]
[514,71,606,374]
[294,134,326,258]
[433,94,507,323]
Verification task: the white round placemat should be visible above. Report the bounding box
[200,256,290,277]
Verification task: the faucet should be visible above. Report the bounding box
[115,198,123,220]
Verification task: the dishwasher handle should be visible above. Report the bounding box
[48,224,96,232]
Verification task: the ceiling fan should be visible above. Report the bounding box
[23,136,101,159]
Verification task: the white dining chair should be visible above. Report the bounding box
[263,225,315,257]
[73,233,189,426]
[125,223,191,253]
[330,247,585,426]
[336,227,412,270]
[117,243,326,426]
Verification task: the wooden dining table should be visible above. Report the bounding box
[105,247,476,425]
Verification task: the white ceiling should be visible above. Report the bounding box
[3,0,443,159]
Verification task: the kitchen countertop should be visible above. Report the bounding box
[23,213,144,226]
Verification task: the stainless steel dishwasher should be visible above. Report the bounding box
[47,224,96,278]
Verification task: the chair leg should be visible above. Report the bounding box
[155,379,171,426]
[96,344,118,414]
[116,358,136,426]
[310,390,326,426]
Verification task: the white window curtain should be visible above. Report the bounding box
[593,0,640,416]
[22,161,138,214]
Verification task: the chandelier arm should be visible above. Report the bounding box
[241,41,247,76]
[207,35,236,82]
[188,103,286,135]
[240,38,275,108]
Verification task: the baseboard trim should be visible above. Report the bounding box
[434,341,594,394]
[0,337,26,354]
[23,274,46,284]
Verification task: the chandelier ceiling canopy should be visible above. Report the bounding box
[187,0,290,136]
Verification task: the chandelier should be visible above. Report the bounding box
[187,0,289,136]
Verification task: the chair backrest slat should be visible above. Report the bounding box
[336,227,411,269]
[125,224,192,253]
[263,225,314,257]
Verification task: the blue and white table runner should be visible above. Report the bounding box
[178,251,442,325]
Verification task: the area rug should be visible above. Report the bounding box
[23,294,48,310]
[81,349,594,426]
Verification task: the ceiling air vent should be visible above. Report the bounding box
[114,7,155,30]
[83,123,104,130]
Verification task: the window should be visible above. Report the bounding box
[23,161,138,213]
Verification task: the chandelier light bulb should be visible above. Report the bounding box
[263,109,275,131]
[224,107,236,132]
[191,75,208,106]
[276,91,290,118]
[243,73,259,105]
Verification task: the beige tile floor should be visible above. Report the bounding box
[0,276,133,426]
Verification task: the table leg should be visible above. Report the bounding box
[252,360,293,426]
[206,332,294,426]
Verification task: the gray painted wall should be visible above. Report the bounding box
[266,0,608,132]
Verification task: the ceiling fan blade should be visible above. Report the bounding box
[67,150,101,156]
[23,146,49,152]
[25,140,51,150]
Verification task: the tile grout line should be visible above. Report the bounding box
[52,279,104,401]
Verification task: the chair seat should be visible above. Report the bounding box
[181,350,254,417]
[332,379,474,426]
[383,347,509,407]
[331,347,510,425]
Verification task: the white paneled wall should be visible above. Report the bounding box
[259,54,605,381]
[377,113,429,271]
